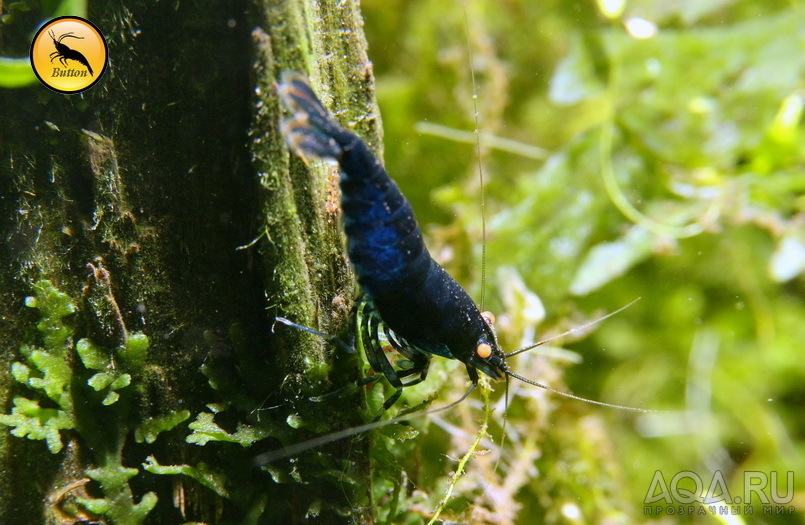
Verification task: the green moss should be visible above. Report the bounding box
[0,280,185,525]
[0,282,78,453]
[119,332,149,370]
[76,338,108,370]
[186,411,271,447]
[134,410,191,444]
[28,280,76,348]
[143,456,230,498]
[80,464,158,522]
[0,396,73,453]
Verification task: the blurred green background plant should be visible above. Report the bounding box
[358,0,804,522]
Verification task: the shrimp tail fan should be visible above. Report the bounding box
[277,71,344,161]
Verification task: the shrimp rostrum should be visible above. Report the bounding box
[275,72,644,419]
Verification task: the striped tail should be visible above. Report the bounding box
[276,72,346,162]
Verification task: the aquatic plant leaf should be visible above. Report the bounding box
[76,338,110,370]
[143,456,230,498]
[186,411,270,447]
[0,397,73,453]
[134,410,191,444]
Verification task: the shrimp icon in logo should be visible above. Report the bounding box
[48,30,94,76]
[30,16,108,94]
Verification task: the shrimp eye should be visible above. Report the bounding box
[476,341,493,359]
[481,311,496,326]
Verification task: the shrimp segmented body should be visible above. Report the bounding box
[277,72,506,399]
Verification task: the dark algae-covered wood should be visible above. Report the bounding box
[0,0,379,522]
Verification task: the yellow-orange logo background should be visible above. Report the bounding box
[31,17,107,93]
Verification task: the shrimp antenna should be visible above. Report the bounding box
[504,298,641,359]
[253,383,477,465]
[503,298,659,413]
[462,0,487,310]
[505,369,660,413]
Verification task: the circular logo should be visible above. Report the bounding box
[30,16,108,94]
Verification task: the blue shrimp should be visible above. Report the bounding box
[277,72,506,392]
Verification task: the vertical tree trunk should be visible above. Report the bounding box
[0,0,378,522]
